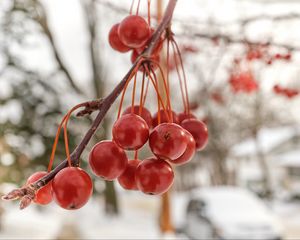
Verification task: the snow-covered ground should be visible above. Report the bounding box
[1,190,300,239]
[0,190,188,239]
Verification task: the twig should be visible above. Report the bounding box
[191,33,300,52]
[2,0,178,209]
[34,1,84,95]
[76,99,103,117]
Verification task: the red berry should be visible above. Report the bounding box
[177,112,196,124]
[274,53,282,59]
[181,119,208,151]
[284,53,292,61]
[149,123,188,160]
[135,158,174,195]
[123,105,152,128]
[108,23,131,53]
[89,140,128,180]
[117,159,141,190]
[118,15,150,48]
[171,130,196,165]
[52,167,93,210]
[112,114,149,150]
[26,171,52,205]
[152,110,179,127]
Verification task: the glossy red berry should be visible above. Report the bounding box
[52,167,93,210]
[181,119,208,151]
[117,159,141,190]
[135,158,174,195]
[26,171,52,205]
[89,140,128,180]
[177,112,196,124]
[108,23,131,53]
[118,15,150,48]
[149,123,188,160]
[123,105,152,128]
[171,130,196,165]
[113,113,149,150]
[152,110,179,127]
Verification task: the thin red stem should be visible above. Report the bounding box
[171,41,187,113]
[117,61,142,118]
[130,0,135,15]
[136,0,141,15]
[147,0,151,26]
[139,71,146,114]
[142,75,150,106]
[166,39,170,92]
[144,66,170,122]
[47,104,85,171]
[47,115,67,172]
[150,61,173,122]
[131,73,137,113]
[172,39,190,114]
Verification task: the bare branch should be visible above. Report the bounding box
[34,1,85,95]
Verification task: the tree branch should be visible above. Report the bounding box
[2,0,178,209]
[34,1,84,95]
[191,32,300,52]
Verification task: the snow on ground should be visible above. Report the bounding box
[0,190,182,239]
[272,201,300,239]
[1,189,300,239]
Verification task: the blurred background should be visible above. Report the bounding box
[1,0,300,239]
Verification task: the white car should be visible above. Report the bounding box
[185,187,283,240]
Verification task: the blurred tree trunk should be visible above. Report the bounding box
[82,0,119,215]
[254,92,272,198]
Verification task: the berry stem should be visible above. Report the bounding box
[170,40,187,113]
[172,39,190,114]
[150,61,173,122]
[166,39,170,91]
[139,71,146,114]
[147,0,151,26]
[136,0,141,15]
[117,62,142,119]
[144,66,170,122]
[142,75,150,106]
[129,0,135,15]
[47,115,68,172]
[131,73,138,113]
[47,103,86,172]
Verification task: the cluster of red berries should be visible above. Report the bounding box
[26,107,208,209]
[246,46,292,64]
[229,70,258,93]
[89,105,208,195]
[22,1,208,211]
[273,84,299,99]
